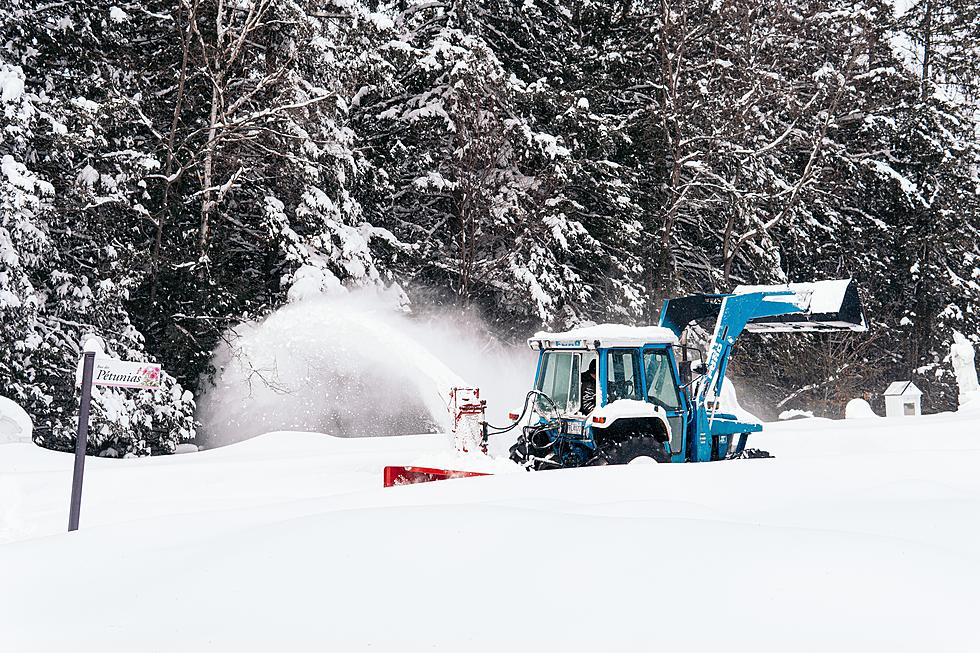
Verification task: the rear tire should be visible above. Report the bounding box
[602,436,670,465]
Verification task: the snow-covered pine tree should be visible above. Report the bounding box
[355,1,650,333]
[357,3,564,328]
[1,55,54,417]
[129,0,396,391]
[1,0,196,454]
[480,1,650,326]
[898,0,980,106]
[883,0,980,408]
[729,0,980,414]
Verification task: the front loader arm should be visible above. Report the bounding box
[694,291,799,407]
[660,278,867,410]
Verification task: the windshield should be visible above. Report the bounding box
[535,351,581,414]
[644,349,681,410]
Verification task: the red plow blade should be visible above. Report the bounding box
[383,465,490,487]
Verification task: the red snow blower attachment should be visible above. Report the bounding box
[383,466,490,487]
[382,387,491,488]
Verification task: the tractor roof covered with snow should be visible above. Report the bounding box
[528,324,678,349]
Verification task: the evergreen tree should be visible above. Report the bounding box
[2,0,978,432]
[1,0,195,454]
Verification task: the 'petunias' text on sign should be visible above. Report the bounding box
[92,359,162,390]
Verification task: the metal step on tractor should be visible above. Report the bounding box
[383,279,866,485]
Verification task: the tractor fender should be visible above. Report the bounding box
[590,399,671,442]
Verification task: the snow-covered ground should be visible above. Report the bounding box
[2,409,979,651]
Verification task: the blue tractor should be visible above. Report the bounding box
[506,280,866,469]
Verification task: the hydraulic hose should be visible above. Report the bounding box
[483,390,558,436]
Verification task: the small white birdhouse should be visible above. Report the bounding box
[883,381,922,417]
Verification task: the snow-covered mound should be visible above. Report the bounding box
[778,408,814,420]
[951,331,980,407]
[0,396,32,444]
[2,409,980,651]
[845,397,879,418]
[718,375,760,423]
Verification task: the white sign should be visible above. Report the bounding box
[92,359,162,390]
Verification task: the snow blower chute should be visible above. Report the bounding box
[386,279,866,483]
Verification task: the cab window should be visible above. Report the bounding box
[643,350,681,410]
[605,350,641,402]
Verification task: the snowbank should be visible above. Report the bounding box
[778,409,814,420]
[2,410,980,651]
[951,331,980,407]
[845,397,879,418]
[409,450,522,475]
[0,396,32,444]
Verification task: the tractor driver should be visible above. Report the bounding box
[580,359,597,414]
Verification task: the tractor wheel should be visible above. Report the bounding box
[602,436,670,465]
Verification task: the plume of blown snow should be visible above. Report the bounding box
[196,287,535,447]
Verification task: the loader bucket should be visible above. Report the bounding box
[383,465,490,487]
[658,279,866,336]
[734,279,866,333]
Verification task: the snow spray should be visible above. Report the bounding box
[195,288,534,446]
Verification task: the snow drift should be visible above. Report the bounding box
[0,396,32,445]
[2,408,980,651]
[951,330,980,407]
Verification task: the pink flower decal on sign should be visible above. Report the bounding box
[140,365,162,388]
